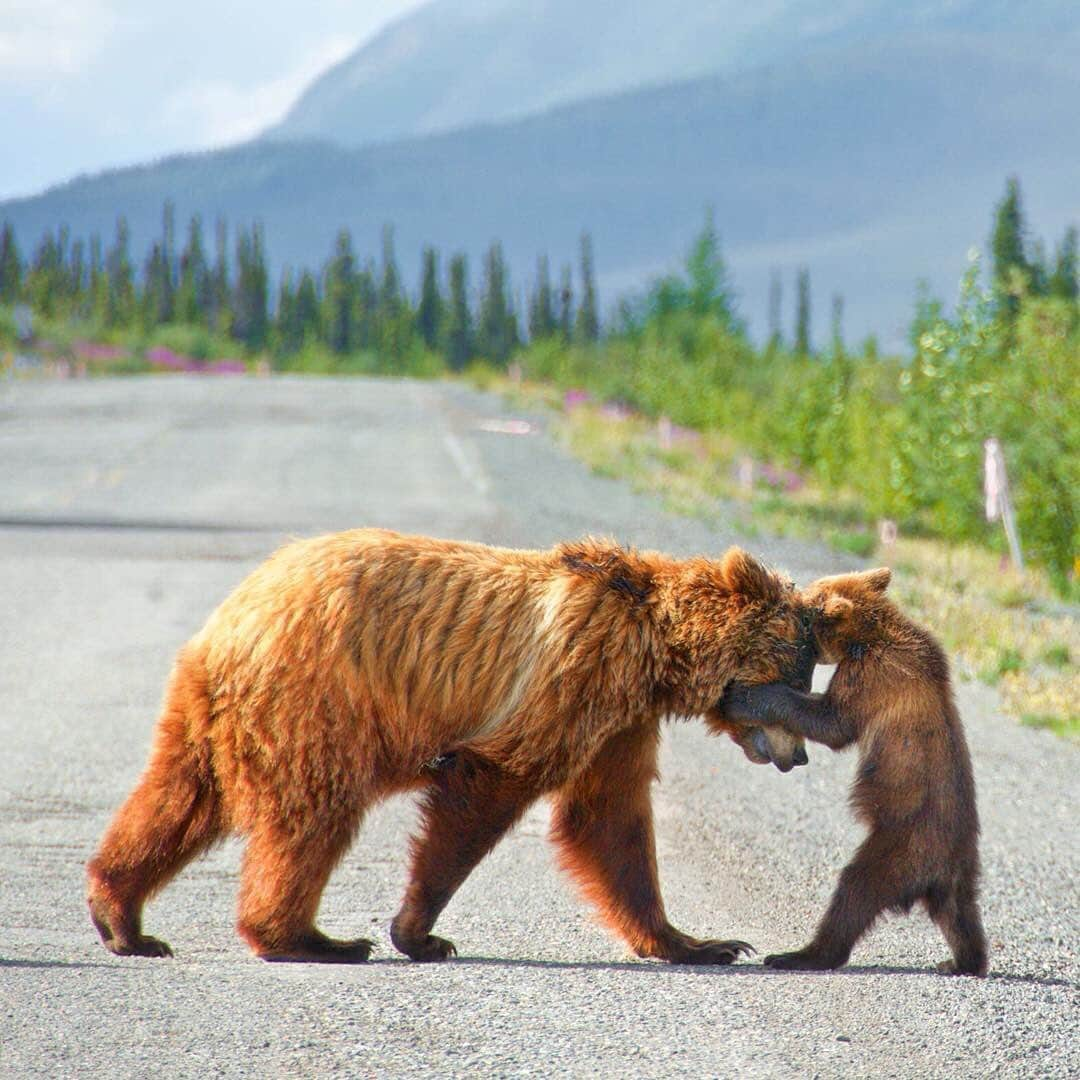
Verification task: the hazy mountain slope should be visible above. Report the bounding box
[4,36,1078,345]
[268,0,1080,147]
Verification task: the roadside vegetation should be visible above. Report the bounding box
[1,179,1076,736]
[481,376,1077,740]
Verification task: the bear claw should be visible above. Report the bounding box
[260,934,375,964]
[407,935,458,963]
[675,938,756,965]
[107,935,174,958]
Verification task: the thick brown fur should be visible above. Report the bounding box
[88,529,814,964]
[724,568,988,976]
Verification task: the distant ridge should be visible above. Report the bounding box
[267,0,1080,148]
[4,33,1079,346]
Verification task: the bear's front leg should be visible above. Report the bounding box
[391,752,537,962]
[551,724,754,966]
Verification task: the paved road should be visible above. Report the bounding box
[1,377,1076,1079]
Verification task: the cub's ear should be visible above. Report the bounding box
[718,547,784,602]
[821,595,855,622]
[857,567,891,594]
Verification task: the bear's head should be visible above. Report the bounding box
[661,547,817,772]
[801,567,892,664]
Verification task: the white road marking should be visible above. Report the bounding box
[442,430,490,496]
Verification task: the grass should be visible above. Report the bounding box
[482,371,1079,742]
[1021,713,1075,737]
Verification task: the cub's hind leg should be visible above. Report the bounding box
[926,875,988,977]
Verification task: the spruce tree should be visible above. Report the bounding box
[323,229,357,354]
[1050,226,1078,302]
[443,253,472,372]
[105,217,135,327]
[232,224,269,350]
[794,267,811,355]
[416,246,444,350]
[69,238,86,315]
[767,268,782,350]
[684,208,737,330]
[558,264,574,342]
[575,232,599,343]
[355,263,377,349]
[528,254,556,340]
[28,230,62,318]
[1028,240,1050,297]
[162,200,177,291]
[478,242,517,365]
[377,225,411,361]
[295,270,321,345]
[142,241,170,329]
[991,176,1028,316]
[210,219,230,333]
[275,273,299,354]
[830,293,845,356]
[177,216,210,326]
[89,233,106,323]
[249,224,270,349]
[379,225,402,318]
[56,226,71,307]
[0,223,23,303]
[153,201,176,323]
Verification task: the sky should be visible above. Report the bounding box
[0,0,427,200]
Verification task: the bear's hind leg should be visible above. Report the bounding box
[391,753,536,962]
[237,817,372,963]
[87,683,222,958]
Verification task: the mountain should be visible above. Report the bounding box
[267,0,1080,148]
[3,35,1079,346]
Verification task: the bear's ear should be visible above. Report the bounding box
[821,595,855,623]
[856,567,891,594]
[718,547,783,602]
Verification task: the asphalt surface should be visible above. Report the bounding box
[0,376,1076,1079]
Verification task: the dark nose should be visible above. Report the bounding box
[793,746,809,767]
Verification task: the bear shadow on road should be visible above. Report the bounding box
[3,956,1071,990]
[0,958,121,971]
[403,956,1074,989]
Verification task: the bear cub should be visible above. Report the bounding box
[724,567,988,976]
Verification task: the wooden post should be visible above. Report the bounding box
[984,437,1024,572]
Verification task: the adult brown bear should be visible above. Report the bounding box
[88,530,813,965]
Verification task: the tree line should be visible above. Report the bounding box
[0,205,602,368]
[0,178,1075,585]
